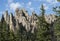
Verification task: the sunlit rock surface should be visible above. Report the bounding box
[4,8,56,33]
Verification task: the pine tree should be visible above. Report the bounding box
[36,4,51,41]
[53,6,60,41]
[57,0,60,2]
[0,14,9,41]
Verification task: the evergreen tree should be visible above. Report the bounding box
[57,0,60,2]
[53,6,60,41]
[0,14,9,41]
[36,4,51,41]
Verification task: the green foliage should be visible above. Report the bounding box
[54,18,60,41]
[53,6,60,41]
[53,6,60,16]
[0,15,9,41]
[37,4,51,41]
[0,5,60,41]
[57,0,60,2]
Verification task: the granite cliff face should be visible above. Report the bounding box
[4,8,56,33]
[45,14,56,24]
[4,8,38,33]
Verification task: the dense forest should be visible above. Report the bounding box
[0,1,60,41]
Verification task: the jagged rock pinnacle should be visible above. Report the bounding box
[3,8,56,33]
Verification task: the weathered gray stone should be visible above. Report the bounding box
[4,10,10,24]
[4,8,56,33]
[45,14,56,24]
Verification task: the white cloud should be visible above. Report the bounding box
[43,4,49,10]
[34,0,41,1]
[27,2,33,11]
[26,2,32,11]
[53,0,58,4]
[46,0,58,4]
[8,0,13,4]
[30,8,34,11]
[27,2,32,7]
[46,0,52,3]
[10,2,22,11]
[6,0,14,9]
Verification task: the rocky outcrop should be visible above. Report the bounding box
[4,8,38,33]
[4,11,10,24]
[4,8,56,33]
[45,14,56,24]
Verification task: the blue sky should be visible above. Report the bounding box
[0,0,60,18]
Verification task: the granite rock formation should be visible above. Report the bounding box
[4,8,38,33]
[4,8,56,33]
